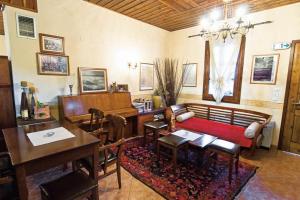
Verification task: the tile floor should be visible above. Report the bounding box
[99,148,300,200]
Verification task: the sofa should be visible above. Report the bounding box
[169,103,272,152]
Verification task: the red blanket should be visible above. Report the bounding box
[176,117,252,148]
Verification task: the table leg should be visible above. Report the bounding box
[157,142,160,161]
[15,165,28,200]
[173,148,177,168]
[91,145,99,200]
[143,126,147,146]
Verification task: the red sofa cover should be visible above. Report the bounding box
[176,117,252,148]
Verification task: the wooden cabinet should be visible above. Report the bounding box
[137,108,165,136]
[0,56,16,151]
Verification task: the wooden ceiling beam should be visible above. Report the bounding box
[85,0,300,31]
[158,0,186,12]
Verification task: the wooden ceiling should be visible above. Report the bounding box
[85,0,300,31]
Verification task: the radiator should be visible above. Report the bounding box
[261,121,275,148]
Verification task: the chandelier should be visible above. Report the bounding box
[189,0,272,42]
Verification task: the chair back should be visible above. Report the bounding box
[88,108,105,132]
[106,114,127,142]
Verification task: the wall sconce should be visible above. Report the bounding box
[0,4,5,12]
[128,62,138,69]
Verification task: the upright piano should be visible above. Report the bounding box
[58,92,138,138]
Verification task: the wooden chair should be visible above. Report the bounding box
[0,152,18,200]
[106,114,127,143]
[40,169,97,200]
[80,114,127,189]
[79,108,109,142]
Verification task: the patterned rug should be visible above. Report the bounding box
[120,137,257,200]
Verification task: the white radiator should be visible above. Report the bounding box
[261,121,275,148]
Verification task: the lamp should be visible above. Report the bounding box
[189,0,272,42]
[0,4,5,12]
[128,62,138,69]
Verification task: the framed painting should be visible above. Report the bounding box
[140,63,154,91]
[183,63,197,87]
[78,68,108,94]
[250,54,280,84]
[36,53,69,76]
[39,33,65,54]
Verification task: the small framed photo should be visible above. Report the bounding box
[36,53,69,76]
[250,54,280,84]
[39,33,65,54]
[78,68,108,94]
[117,84,129,92]
[140,63,154,91]
[183,63,197,87]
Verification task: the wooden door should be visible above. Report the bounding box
[280,40,300,154]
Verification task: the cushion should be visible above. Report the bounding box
[244,122,261,139]
[175,117,253,148]
[176,111,195,122]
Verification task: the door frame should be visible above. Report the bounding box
[279,40,300,150]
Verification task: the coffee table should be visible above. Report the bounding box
[157,134,189,167]
[158,129,217,167]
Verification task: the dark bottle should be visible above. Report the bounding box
[20,89,29,120]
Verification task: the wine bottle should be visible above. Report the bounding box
[20,89,29,120]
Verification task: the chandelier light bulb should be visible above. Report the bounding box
[201,17,210,29]
[210,8,221,20]
[235,5,248,18]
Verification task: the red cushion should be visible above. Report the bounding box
[175,117,252,148]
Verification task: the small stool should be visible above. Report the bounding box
[40,170,97,200]
[144,121,168,146]
[157,134,189,167]
[208,139,240,184]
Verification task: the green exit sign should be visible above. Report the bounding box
[273,42,291,50]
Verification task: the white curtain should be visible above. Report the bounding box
[209,35,242,103]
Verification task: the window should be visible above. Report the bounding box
[16,14,36,39]
[202,36,246,104]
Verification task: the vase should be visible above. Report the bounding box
[152,96,162,109]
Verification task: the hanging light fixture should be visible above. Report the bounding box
[188,0,272,42]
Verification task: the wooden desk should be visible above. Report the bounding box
[2,121,100,200]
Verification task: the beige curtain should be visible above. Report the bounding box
[209,35,242,103]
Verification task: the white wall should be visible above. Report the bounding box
[4,0,169,107]
[167,3,300,145]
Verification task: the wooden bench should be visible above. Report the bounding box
[168,103,272,154]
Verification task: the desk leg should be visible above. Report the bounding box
[91,145,99,200]
[15,165,28,200]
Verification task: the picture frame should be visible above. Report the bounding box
[16,13,37,39]
[117,84,129,92]
[183,63,197,87]
[140,63,154,91]
[36,53,69,76]
[78,67,108,94]
[39,33,65,54]
[250,54,280,85]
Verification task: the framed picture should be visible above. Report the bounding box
[36,53,69,76]
[117,84,129,92]
[140,63,154,91]
[16,13,37,39]
[39,33,65,54]
[78,68,108,94]
[183,63,197,87]
[250,54,280,84]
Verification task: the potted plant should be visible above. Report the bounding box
[152,89,162,109]
[154,58,187,107]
